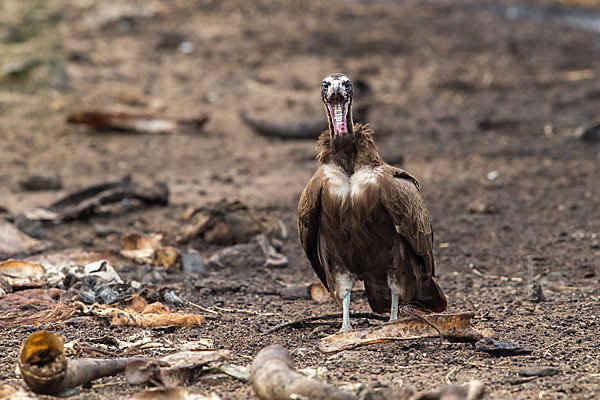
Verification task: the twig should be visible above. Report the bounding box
[212,305,275,316]
[263,312,388,335]
[472,268,523,282]
[445,366,457,384]
[402,305,444,346]
[188,301,220,315]
[462,361,512,370]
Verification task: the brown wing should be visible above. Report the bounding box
[297,170,329,290]
[380,166,435,279]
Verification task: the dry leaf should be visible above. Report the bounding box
[310,282,330,304]
[318,313,483,353]
[0,220,50,257]
[0,260,45,289]
[79,300,205,328]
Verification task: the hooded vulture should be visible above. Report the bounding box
[298,73,447,332]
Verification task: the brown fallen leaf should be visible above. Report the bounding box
[0,260,45,289]
[0,288,77,327]
[310,282,330,304]
[0,220,50,257]
[251,345,357,400]
[67,111,208,134]
[153,246,181,270]
[78,296,205,328]
[318,313,483,353]
[121,232,163,263]
[132,387,221,400]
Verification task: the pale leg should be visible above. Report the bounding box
[337,274,354,332]
[389,291,399,322]
[387,272,402,322]
[341,290,353,331]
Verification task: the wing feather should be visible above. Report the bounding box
[380,166,435,279]
[297,170,329,290]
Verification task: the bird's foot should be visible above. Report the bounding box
[339,323,353,332]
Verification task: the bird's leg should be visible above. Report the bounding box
[389,291,399,322]
[387,272,402,323]
[337,274,354,332]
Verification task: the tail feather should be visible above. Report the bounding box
[364,282,391,314]
[364,278,447,314]
[411,278,447,312]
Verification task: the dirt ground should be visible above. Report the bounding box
[1,0,600,398]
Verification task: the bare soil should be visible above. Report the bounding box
[1,0,599,398]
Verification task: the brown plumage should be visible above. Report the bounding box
[298,73,447,331]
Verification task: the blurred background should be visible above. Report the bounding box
[1,0,599,398]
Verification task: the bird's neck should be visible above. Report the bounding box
[317,123,382,176]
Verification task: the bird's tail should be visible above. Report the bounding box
[364,283,391,314]
[411,278,447,312]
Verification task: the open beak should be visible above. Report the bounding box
[324,83,350,136]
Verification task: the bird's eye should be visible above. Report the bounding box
[322,82,329,90]
[344,81,352,90]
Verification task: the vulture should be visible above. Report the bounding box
[298,73,447,332]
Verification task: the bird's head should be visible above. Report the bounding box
[321,73,354,139]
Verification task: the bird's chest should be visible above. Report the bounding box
[321,163,382,204]
[320,163,386,232]
[319,163,394,267]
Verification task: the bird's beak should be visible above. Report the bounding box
[324,83,351,136]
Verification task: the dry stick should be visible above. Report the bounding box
[188,301,220,315]
[263,312,388,335]
[212,305,275,316]
[402,306,445,346]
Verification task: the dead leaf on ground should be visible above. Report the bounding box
[310,282,330,304]
[0,260,45,289]
[67,111,208,134]
[121,232,163,263]
[318,313,483,353]
[131,387,221,400]
[177,200,287,245]
[154,246,181,270]
[78,295,205,327]
[0,220,50,257]
[0,289,76,326]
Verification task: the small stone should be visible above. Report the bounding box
[164,290,184,306]
[529,282,544,303]
[518,366,560,377]
[182,253,205,274]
